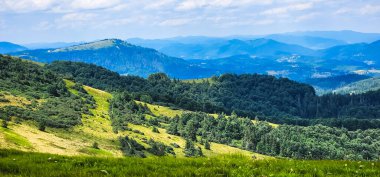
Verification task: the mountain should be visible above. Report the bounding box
[0,42,27,54]
[332,77,380,94]
[304,74,370,90]
[285,30,380,43]
[129,38,316,59]
[10,39,213,79]
[188,54,317,80]
[265,34,347,49]
[317,40,380,74]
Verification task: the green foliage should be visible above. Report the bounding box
[169,112,380,160]
[1,119,7,128]
[184,139,203,157]
[152,126,159,133]
[47,61,380,130]
[147,139,175,156]
[92,142,99,149]
[38,121,46,131]
[204,139,211,150]
[0,56,69,98]
[109,92,151,131]
[119,136,146,158]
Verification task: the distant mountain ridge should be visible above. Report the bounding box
[0,42,27,54]
[11,39,213,79]
[8,36,380,82]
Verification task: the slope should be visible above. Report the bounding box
[10,39,212,79]
[333,77,380,94]
[0,42,27,54]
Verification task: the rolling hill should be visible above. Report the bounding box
[332,77,380,94]
[1,55,380,168]
[0,42,27,54]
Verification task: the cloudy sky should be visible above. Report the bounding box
[1,0,380,43]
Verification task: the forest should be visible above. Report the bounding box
[1,55,380,161]
[46,60,380,130]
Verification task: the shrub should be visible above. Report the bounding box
[92,142,99,149]
[152,126,160,133]
[1,119,8,128]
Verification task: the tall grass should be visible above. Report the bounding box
[0,149,379,177]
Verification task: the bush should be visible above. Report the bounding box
[119,136,145,158]
[152,126,159,133]
[1,119,8,128]
[92,142,99,149]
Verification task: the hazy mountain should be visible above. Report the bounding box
[303,74,370,90]
[0,42,28,54]
[130,38,316,59]
[316,40,380,74]
[265,34,347,49]
[11,39,213,79]
[286,30,380,44]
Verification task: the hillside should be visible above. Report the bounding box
[0,42,27,54]
[317,40,380,73]
[0,55,265,158]
[333,77,380,94]
[2,56,380,161]
[11,39,213,79]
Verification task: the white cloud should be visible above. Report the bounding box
[359,5,380,15]
[0,0,56,13]
[60,12,97,21]
[70,0,122,10]
[159,18,192,26]
[261,2,313,16]
[176,0,272,11]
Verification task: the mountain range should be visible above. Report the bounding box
[6,31,380,87]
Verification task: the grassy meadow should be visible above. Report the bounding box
[0,149,379,177]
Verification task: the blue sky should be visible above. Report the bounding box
[1,0,380,43]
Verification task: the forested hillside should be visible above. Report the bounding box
[1,55,380,161]
[47,61,380,130]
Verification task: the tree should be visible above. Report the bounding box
[204,139,211,150]
[152,126,160,133]
[92,142,99,149]
[1,119,8,128]
[38,121,46,131]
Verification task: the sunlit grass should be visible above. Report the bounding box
[0,149,379,177]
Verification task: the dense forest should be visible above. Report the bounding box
[46,61,380,130]
[0,56,94,128]
[167,112,380,160]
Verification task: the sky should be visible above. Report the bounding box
[0,0,380,44]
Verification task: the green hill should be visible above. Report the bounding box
[333,77,380,94]
[1,56,380,162]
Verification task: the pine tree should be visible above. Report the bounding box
[1,119,8,128]
[204,139,211,150]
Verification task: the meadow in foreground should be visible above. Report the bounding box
[0,149,379,177]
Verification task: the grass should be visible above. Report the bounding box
[136,101,185,118]
[0,127,33,150]
[0,92,31,108]
[63,79,79,96]
[77,147,114,157]
[0,149,379,177]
